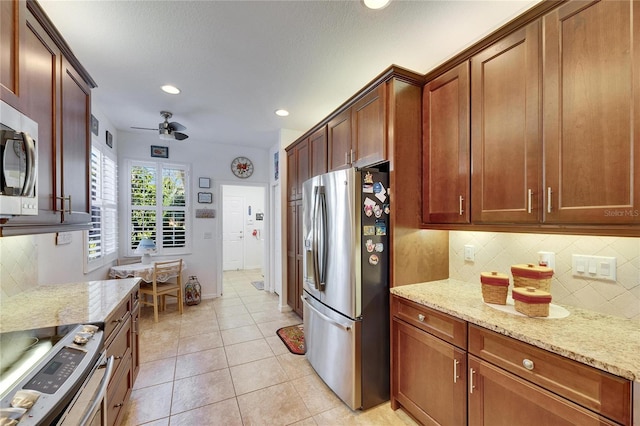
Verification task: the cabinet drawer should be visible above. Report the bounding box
[104,297,130,344]
[391,296,467,349]
[468,325,631,425]
[106,315,131,381]
[106,361,132,426]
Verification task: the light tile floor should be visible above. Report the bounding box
[121,269,417,425]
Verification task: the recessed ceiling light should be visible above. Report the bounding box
[161,85,181,95]
[275,109,289,117]
[362,0,391,10]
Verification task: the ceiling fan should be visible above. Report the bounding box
[132,111,188,140]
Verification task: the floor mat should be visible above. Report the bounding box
[251,280,264,290]
[276,324,305,355]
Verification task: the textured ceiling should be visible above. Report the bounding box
[38,0,540,149]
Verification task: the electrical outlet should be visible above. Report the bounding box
[464,245,475,262]
[572,254,616,282]
[56,232,72,245]
[537,251,555,271]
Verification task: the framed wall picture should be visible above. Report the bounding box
[151,145,169,158]
[199,177,211,188]
[105,130,113,148]
[91,114,99,136]
[198,192,213,204]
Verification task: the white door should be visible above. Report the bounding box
[223,195,244,270]
[271,183,282,295]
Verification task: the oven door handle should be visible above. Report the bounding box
[79,355,114,426]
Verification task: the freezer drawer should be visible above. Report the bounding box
[302,293,361,409]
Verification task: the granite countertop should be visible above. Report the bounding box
[390,279,640,382]
[0,278,140,333]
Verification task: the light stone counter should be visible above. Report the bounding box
[390,279,640,382]
[0,278,140,333]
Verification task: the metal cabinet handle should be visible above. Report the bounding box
[345,151,349,164]
[522,358,534,371]
[113,403,123,408]
[55,195,72,214]
[547,187,552,213]
[527,189,533,214]
[469,368,476,394]
[453,359,460,383]
[459,196,464,216]
[417,313,425,322]
[350,149,354,164]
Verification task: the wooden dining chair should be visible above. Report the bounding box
[139,259,184,322]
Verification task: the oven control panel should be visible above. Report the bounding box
[23,347,87,394]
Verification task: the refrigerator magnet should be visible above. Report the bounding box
[369,254,379,266]
[383,204,390,215]
[375,243,384,252]
[375,221,387,235]
[363,183,374,193]
[373,204,382,218]
[363,226,375,236]
[364,204,373,217]
[365,239,375,253]
[364,171,374,184]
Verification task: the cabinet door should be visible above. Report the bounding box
[352,84,386,168]
[468,356,618,426]
[286,201,297,312]
[286,148,297,201]
[309,126,327,177]
[543,0,640,224]
[60,57,91,224]
[294,199,303,317]
[296,139,310,197]
[21,11,60,221]
[0,0,23,107]
[392,318,467,426]
[471,21,541,224]
[423,62,470,224]
[327,109,352,171]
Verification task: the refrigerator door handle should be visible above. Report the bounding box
[313,185,328,290]
[301,295,351,331]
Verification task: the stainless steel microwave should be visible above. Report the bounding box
[0,100,38,216]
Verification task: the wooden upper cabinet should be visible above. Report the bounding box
[60,57,91,224]
[0,0,24,108]
[327,108,352,171]
[471,21,541,224]
[352,84,386,168]
[543,0,640,224]
[423,62,470,224]
[295,139,310,196]
[286,148,297,201]
[309,126,327,177]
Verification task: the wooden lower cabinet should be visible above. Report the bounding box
[391,318,467,426]
[467,355,618,426]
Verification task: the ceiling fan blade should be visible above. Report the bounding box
[174,132,189,141]
[130,126,157,131]
[169,122,186,132]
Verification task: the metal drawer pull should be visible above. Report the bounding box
[113,403,123,408]
[527,189,533,214]
[453,359,460,383]
[547,187,552,213]
[469,368,476,394]
[459,196,464,215]
[522,359,534,370]
[417,314,425,322]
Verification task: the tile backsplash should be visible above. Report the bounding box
[0,235,38,299]
[449,231,640,321]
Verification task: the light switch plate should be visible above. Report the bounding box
[572,254,616,282]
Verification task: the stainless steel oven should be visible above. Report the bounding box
[0,99,38,217]
[0,324,113,425]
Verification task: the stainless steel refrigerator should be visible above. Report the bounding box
[301,167,390,410]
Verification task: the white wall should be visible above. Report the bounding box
[117,130,271,299]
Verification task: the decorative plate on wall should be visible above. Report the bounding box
[231,156,254,178]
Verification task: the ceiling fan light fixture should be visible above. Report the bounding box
[161,85,181,95]
[275,109,289,117]
[362,0,391,10]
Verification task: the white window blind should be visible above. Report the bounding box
[128,161,190,255]
[87,145,118,269]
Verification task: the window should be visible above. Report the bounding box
[127,160,191,256]
[86,145,118,271]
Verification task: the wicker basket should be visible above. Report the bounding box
[480,272,509,305]
[511,264,553,292]
[512,286,552,317]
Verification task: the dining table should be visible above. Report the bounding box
[108,259,186,283]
